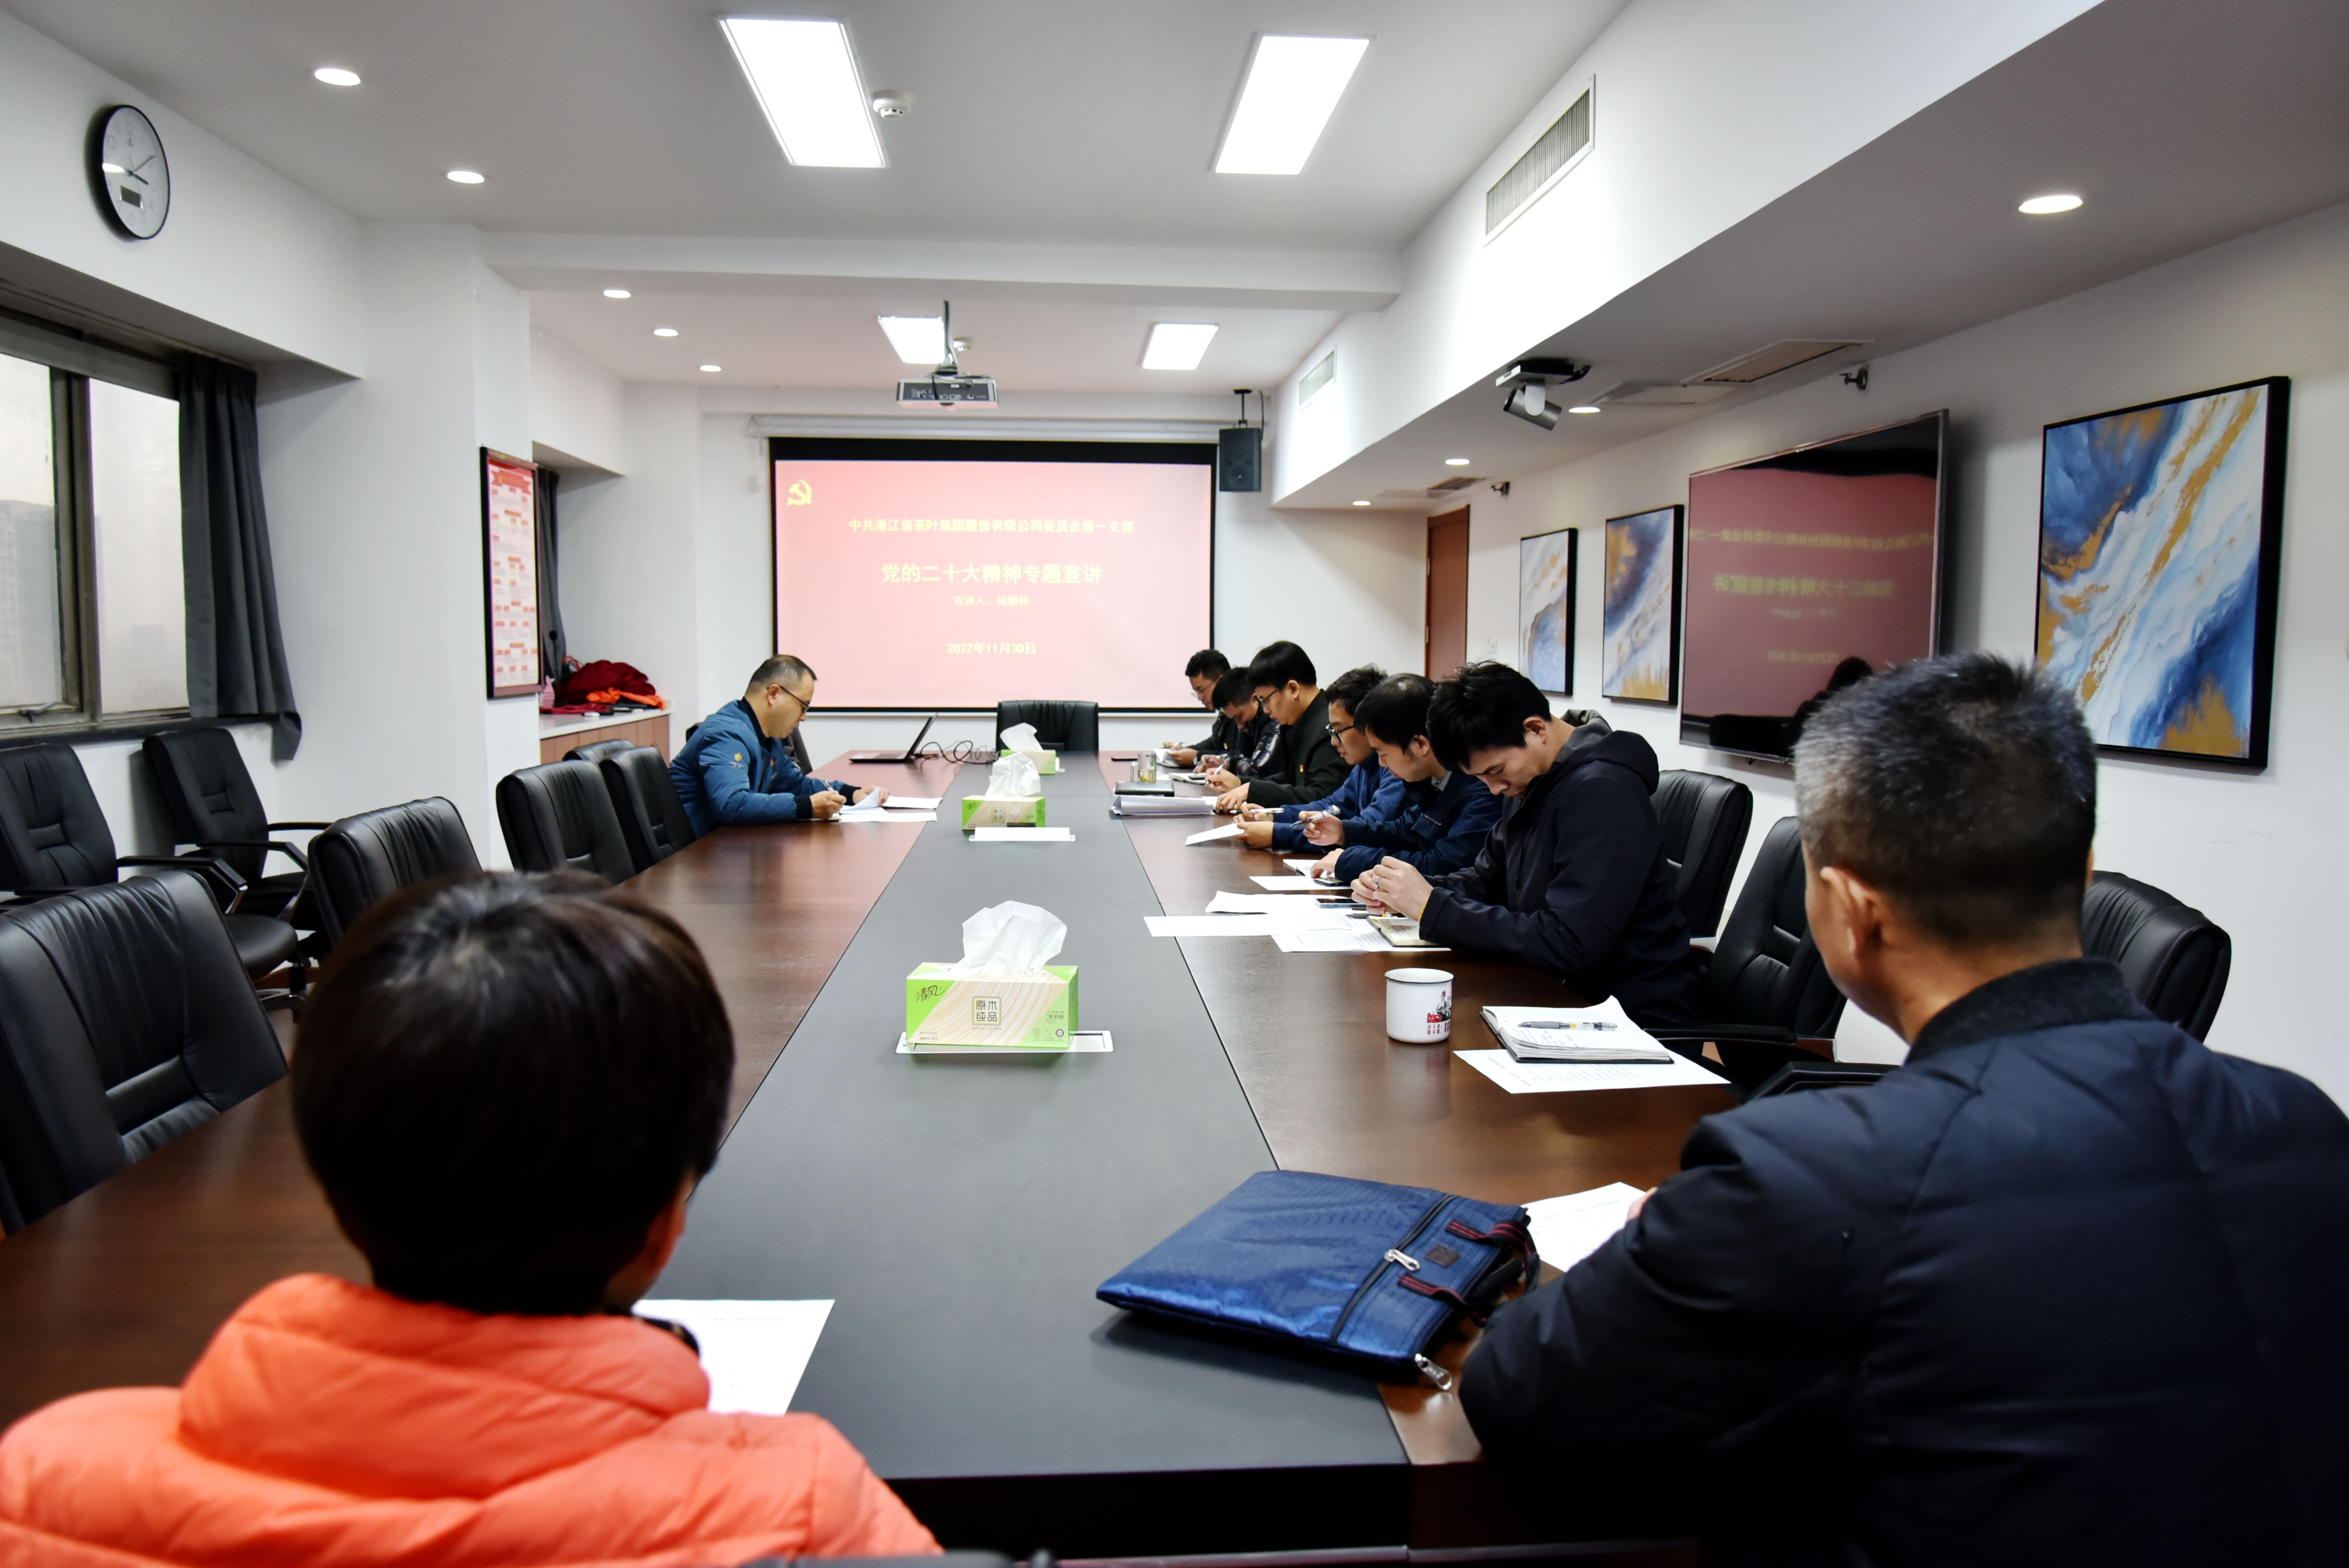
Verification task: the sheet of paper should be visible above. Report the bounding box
[881,796,942,809]
[1455,1048,1729,1094]
[631,1299,833,1415]
[835,805,937,823]
[1206,889,1281,914]
[1186,823,1245,845]
[1251,874,1334,892]
[972,826,1074,842]
[1146,915,1279,937]
[1523,1183,1646,1273]
[1273,924,1388,953]
[1285,858,1325,877]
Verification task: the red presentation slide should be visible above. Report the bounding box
[773,455,1213,709]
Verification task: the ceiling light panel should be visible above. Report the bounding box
[721,17,885,169]
[877,315,944,365]
[1215,35,1369,176]
[313,66,360,87]
[1142,323,1218,370]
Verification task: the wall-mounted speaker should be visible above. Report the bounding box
[1217,426,1262,493]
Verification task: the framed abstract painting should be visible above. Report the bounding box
[1601,505,1682,702]
[1518,528,1577,694]
[2037,377,2287,768]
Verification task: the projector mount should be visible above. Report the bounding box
[1496,357,1590,431]
[897,299,999,409]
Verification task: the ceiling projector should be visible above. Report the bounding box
[897,300,997,408]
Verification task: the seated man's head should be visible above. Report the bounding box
[1355,674,1443,782]
[1185,649,1231,709]
[1321,665,1386,767]
[1212,668,1260,726]
[294,874,734,1316]
[1793,652,2097,1038]
[1427,662,1570,795]
[1246,641,1319,726]
[744,654,817,740]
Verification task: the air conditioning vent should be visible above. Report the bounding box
[1690,340,1865,385]
[1298,351,1336,405]
[1426,475,1481,496]
[1486,83,1593,238]
[1377,488,1425,500]
[1592,381,1739,407]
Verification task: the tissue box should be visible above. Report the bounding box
[962,796,1048,829]
[905,964,1079,1048]
[1000,747,1058,775]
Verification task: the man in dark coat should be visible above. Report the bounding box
[1357,661,1698,1027]
[1460,652,2349,1567]
[1210,640,1351,810]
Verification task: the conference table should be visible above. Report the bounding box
[0,751,1735,1561]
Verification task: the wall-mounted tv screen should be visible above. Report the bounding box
[1679,411,1948,760]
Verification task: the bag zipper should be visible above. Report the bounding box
[1325,1192,1452,1347]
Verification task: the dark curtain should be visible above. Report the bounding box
[535,466,567,682]
[180,356,301,760]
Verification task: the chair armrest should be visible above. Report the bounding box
[0,887,77,905]
[267,821,334,832]
[195,838,310,873]
[1650,1022,1801,1047]
[120,853,247,912]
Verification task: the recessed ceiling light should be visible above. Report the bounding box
[699,364,722,373]
[1142,323,1219,371]
[720,17,885,168]
[876,315,945,365]
[313,66,361,87]
[2019,192,2084,215]
[652,327,679,338]
[445,169,485,184]
[1216,35,1370,176]
[1567,405,1602,415]
[602,288,632,299]
[1351,499,1371,507]
[1443,456,1471,466]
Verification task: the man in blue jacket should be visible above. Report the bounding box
[1238,665,1400,852]
[1322,673,1502,885]
[670,655,883,835]
[1461,653,2349,1566]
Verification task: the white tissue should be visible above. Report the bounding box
[986,752,1043,798]
[1000,722,1043,752]
[947,900,1067,976]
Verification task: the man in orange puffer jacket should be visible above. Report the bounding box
[0,875,939,1568]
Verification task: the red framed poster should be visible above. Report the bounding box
[481,448,540,699]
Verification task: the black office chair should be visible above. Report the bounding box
[599,746,698,873]
[0,744,299,985]
[564,737,637,765]
[995,700,1099,754]
[785,725,815,771]
[497,762,637,883]
[1654,770,1752,938]
[0,871,287,1232]
[2083,870,2232,1040]
[142,728,330,929]
[309,797,482,946]
[1651,815,1848,1094]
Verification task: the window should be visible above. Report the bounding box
[0,312,186,731]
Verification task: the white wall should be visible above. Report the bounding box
[530,325,627,476]
[559,383,705,724]
[1471,199,2349,1098]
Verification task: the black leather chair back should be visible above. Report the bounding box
[600,747,698,873]
[0,745,118,890]
[310,798,481,945]
[497,762,636,883]
[564,737,636,765]
[0,872,285,1231]
[996,700,1099,754]
[1699,816,1846,1037]
[142,729,272,881]
[785,725,814,771]
[2082,870,2232,1040]
[1654,770,1752,938]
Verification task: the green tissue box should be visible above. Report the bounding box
[999,747,1058,775]
[904,964,1079,1048]
[961,796,1047,829]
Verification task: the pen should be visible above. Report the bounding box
[1517,1020,1617,1031]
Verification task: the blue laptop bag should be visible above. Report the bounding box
[1097,1169,1536,1388]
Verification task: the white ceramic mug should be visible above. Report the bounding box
[1385,967,1454,1044]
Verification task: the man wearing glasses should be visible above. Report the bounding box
[670,654,886,834]
[1208,640,1353,811]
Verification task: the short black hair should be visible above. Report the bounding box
[1212,669,1256,710]
[748,654,816,693]
[1323,664,1386,717]
[1246,640,1316,691]
[1185,649,1231,680]
[1793,652,2097,945]
[1427,661,1549,772]
[294,873,735,1316]
[1354,673,1434,747]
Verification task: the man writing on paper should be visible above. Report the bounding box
[1236,665,1401,852]
[1460,654,2349,1567]
[1312,673,1502,883]
[1210,641,1351,810]
[1355,662,1697,1027]
[1167,649,1241,769]
[672,655,885,834]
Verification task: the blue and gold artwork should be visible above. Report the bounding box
[1601,506,1681,702]
[1518,528,1576,693]
[2037,378,2287,767]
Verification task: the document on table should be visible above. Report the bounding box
[1455,1049,1729,1094]
[1186,823,1245,845]
[1273,924,1389,953]
[631,1299,833,1415]
[972,826,1074,842]
[1523,1183,1646,1273]
[1146,914,1280,937]
[880,796,942,809]
[1285,858,1326,877]
[835,804,938,822]
[1251,874,1335,892]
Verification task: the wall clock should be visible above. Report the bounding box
[93,105,170,239]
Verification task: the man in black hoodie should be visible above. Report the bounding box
[1356,661,1698,1027]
